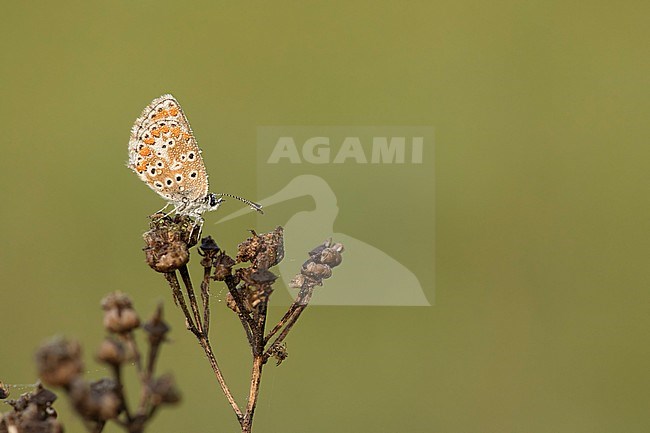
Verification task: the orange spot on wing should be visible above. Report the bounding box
[139,147,152,156]
[143,137,155,145]
[182,132,191,142]
[151,128,160,137]
[153,109,169,121]
[160,125,170,133]
[171,126,181,137]
[136,163,147,173]
[169,107,179,116]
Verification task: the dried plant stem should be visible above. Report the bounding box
[164,267,244,422]
[264,284,314,359]
[241,355,264,433]
[201,267,211,335]
[198,336,244,420]
[147,221,344,433]
[163,272,199,337]
[178,265,204,334]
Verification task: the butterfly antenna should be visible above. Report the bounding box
[216,193,264,214]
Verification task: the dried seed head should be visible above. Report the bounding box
[69,378,122,421]
[143,303,170,345]
[302,262,332,280]
[213,251,235,281]
[35,337,84,387]
[100,291,133,311]
[236,227,284,270]
[0,381,8,400]
[143,216,194,272]
[150,374,181,405]
[1,383,62,433]
[320,247,343,268]
[96,339,126,366]
[199,236,221,267]
[101,292,140,334]
[29,383,58,408]
[102,307,140,334]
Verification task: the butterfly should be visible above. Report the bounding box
[127,94,262,221]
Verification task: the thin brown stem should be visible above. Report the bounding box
[163,272,199,337]
[178,265,204,334]
[198,336,243,421]
[200,266,212,336]
[264,302,299,344]
[263,286,314,360]
[224,275,256,344]
[241,355,264,433]
[111,365,132,422]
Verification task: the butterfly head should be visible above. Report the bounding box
[207,193,223,211]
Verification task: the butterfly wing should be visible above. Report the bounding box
[128,94,209,205]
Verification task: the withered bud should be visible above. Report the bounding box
[143,304,170,345]
[143,216,195,272]
[320,247,343,268]
[100,291,133,311]
[149,374,181,405]
[236,227,284,270]
[1,384,63,433]
[0,381,8,399]
[35,337,84,387]
[96,339,126,366]
[213,252,236,281]
[29,383,58,408]
[103,307,140,334]
[251,269,278,284]
[70,378,122,421]
[302,262,332,280]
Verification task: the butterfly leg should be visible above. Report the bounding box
[156,202,172,214]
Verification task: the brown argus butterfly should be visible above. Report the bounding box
[128,94,262,221]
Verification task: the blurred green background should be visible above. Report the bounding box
[1,1,649,432]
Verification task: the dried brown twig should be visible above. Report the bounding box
[142,214,345,433]
[32,293,180,433]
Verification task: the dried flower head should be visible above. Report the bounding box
[0,383,62,433]
[96,338,126,366]
[213,250,236,281]
[149,374,181,405]
[101,292,141,334]
[143,215,197,272]
[35,337,84,387]
[69,378,122,422]
[143,303,170,345]
[236,227,284,270]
